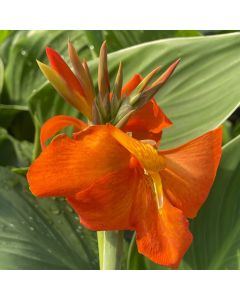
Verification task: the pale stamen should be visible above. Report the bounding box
[141,139,157,147]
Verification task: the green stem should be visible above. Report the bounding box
[32,118,41,160]
[97,231,104,269]
[97,230,123,270]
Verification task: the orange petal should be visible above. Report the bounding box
[122,74,142,96]
[67,167,140,231]
[122,74,172,142]
[159,128,222,218]
[46,47,85,97]
[40,115,87,149]
[27,126,131,197]
[132,175,192,268]
[123,99,172,142]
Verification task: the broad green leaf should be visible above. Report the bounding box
[81,30,201,57]
[0,30,13,45]
[183,135,240,269]
[222,120,233,145]
[0,167,98,269]
[202,30,239,36]
[0,104,27,128]
[0,104,34,141]
[103,30,201,53]
[233,120,240,138]
[0,58,3,96]
[0,31,25,66]
[0,32,25,104]
[4,30,94,105]
[84,30,105,57]
[0,128,32,167]
[89,32,240,149]
[28,84,83,126]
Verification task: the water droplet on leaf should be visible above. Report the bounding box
[76,226,82,233]
[21,49,27,56]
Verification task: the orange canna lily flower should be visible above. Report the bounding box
[28,124,222,268]
[27,41,222,268]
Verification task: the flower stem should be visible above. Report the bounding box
[97,231,123,270]
[32,118,41,160]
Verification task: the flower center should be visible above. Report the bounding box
[141,140,164,209]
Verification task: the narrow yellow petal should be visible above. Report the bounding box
[109,125,165,172]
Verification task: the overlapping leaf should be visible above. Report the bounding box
[0,128,32,167]
[3,30,94,105]
[0,31,13,45]
[184,135,240,269]
[0,58,3,96]
[0,167,98,269]
[103,30,201,53]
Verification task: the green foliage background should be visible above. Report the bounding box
[0,30,240,269]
